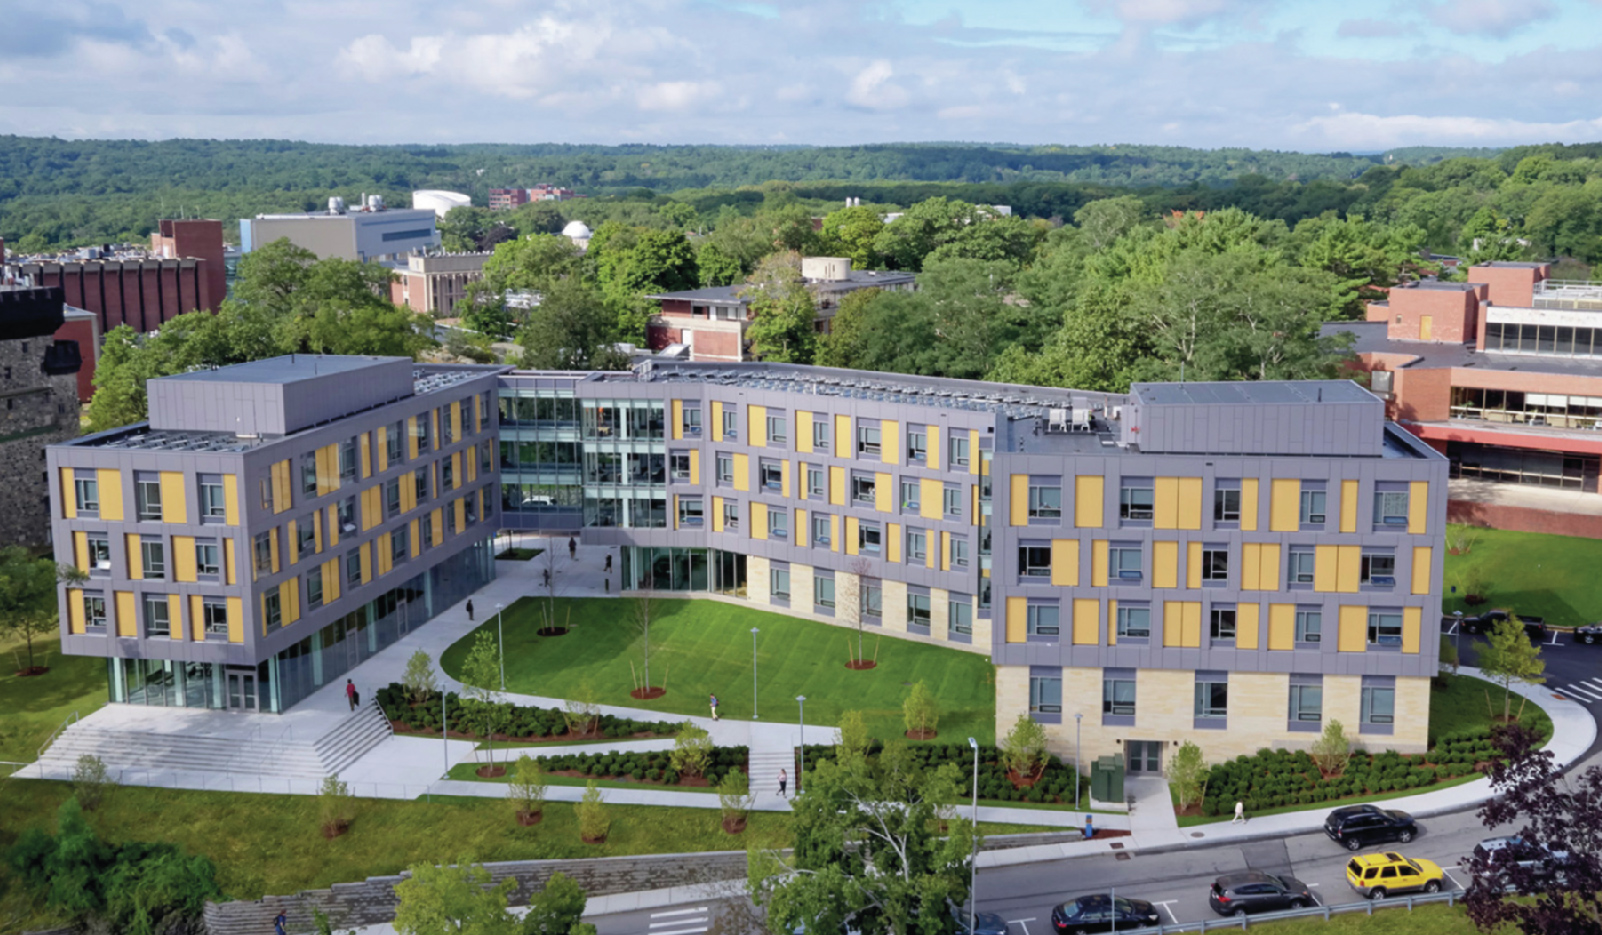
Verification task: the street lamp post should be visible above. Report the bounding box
[751,628,761,719]
[1074,713,1083,808]
[1453,610,1464,674]
[496,602,507,692]
[968,736,979,935]
[796,695,807,795]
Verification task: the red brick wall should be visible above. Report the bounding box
[690,328,741,361]
[658,299,694,318]
[1466,264,1550,309]
[1391,365,1454,422]
[1450,498,1602,539]
[1384,285,1485,343]
[153,220,225,311]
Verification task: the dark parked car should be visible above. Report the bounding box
[1208,871,1315,916]
[1051,895,1161,933]
[1575,623,1602,645]
[1460,610,1546,641]
[949,907,1009,935]
[1323,804,1419,851]
[1474,835,1574,885]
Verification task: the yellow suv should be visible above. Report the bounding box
[1345,852,1446,900]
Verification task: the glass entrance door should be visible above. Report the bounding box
[1127,740,1161,773]
[228,672,257,711]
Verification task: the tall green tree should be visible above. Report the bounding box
[1478,617,1547,722]
[742,252,817,364]
[819,204,887,269]
[516,277,629,371]
[392,859,518,935]
[0,546,76,673]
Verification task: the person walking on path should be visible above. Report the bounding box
[568,535,577,560]
[709,693,720,721]
[1233,801,1246,824]
[345,679,357,712]
[274,910,287,935]
[778,768,788,798]
[605,553,613,572]
[466,599,475,621]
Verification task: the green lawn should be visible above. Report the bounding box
[0,634,107,774]
[441,597,998,744]
[1251,903,1477,934]
[1443,525,1602,626]
[1429,672,1553,747]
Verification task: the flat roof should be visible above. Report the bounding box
[159,355,404,386]
[1132,381,1375,406]
[1324,320,1602,379]
[1479,261,1550,268]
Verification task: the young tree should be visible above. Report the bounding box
[836,710,872,765]
[1466,724,1602,935]
[72,754,114,811]
[576,781,610,843]
[403,650,438,705]
[717,770,754,833]
[1479,616,1547,721]
[902,682,940,738]
[752,744,975,935]
[460,631,505,768]
[521,872,589,935]
[840,556,875,665]
[0,546,73,675]
[515,277,629,371]
[1310,719,1353,779]
[1167,741,1208,812]
[561,684,600,738]
[392,860,517,935]
[670,722,714,779]
[318,775,352,838]
[999,715,1047,781]
[632,584,657,695]
[507,755,548,823]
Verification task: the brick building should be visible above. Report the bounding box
[389,252,490,317]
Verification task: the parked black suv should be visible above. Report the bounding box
[1575,623,1602,645]
[1459,610,1546,641]
[1323,804,1419,851]
[1051,895,1162,933]
[1208,871,1315,916]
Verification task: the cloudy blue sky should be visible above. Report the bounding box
[3,0,1600,150]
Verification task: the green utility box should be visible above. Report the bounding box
[1091,755,1125,803]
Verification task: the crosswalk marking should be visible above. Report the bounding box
[649,905,709,935]
[1557,683,1601,701]
[1581,678,1602,692]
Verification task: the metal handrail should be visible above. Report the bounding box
[37,710,79,760]
[1117,889,1459,933]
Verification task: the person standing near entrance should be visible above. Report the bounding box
[568,535,577,560]
[274,910,287,935]
[345,679,357,711]
[1233,801,1247,824]
[709,693,720,721]
[778,768,787,798]
[605,553,613,573]
[466,599,475,621]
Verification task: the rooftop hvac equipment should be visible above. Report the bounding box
[328,196,347,215]
[1048,408,1069,433]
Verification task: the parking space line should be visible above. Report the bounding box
[1547,633,1561,646]
[1152,901,1179,924]
[1443,866,1466,889]
[1006,917,1034,935]
[1445,623,1458,636]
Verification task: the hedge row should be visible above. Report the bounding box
[375,683,681,740]
[800,742,1087,805]
[529,746,749,787]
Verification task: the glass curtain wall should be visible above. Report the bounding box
[499,384,585,530]
[580,399,667,529]
[620,547,745,595]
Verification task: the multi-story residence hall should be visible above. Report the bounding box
[48,356,500,713]
[499,363,1447,769]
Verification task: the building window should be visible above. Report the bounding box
[901,480,921,512]
[857,424,881,456]
[1103,673,1136,717]
[199,476,225,522]
[682,406,702,437]
[1019,544,1052,578]
[392,526,410,564]
[949,434,970,468]
[387,422,404,464]
[1030,672,1063,715]
[806,466,825,498]
[297,515,318,557]
[1289,682,1323,724]
[1214,482,1241,523]
[1367,611,1404,648]
[722,500,740,531]
[952,536,970,567]
[722,408,738,440]
[907,591,932,627]
[1210,606,1237,641]
[86,534,111,574]
[852,473,877,503]
[338,496,357,534]
[1361,680,1396,726]
[339,438,358,482]
[671,452,691,481]
[301,453,318,497]
[263,588,282,633]
[254,532,273,574]
[386,478,402,517]
[144,595,171,638]
[1117,604,1151,639]
[862,580,883,619]
[950,599,973,635]
[679,497,704,527]
[943,486,962,518]
[1120,479,1155,521]
[810,513,830,545]
[74,475,100,515]
[135,473,163,521]
[811,415,828,450]
[1296,608,1322,644]
[814,576,836,609]
[858,521,881,554]
[1356,548,1397,588]
[1300,484,1327,527]
[346,549,362,589]
[84,592,107,631]
[464,496,478,526]
[1195,675,1229,720]
[139,539,166,580]
[196,539,220,578]
[481,440,493,475]
[766,413,787,446]
[1374,489,1410,528]
[1027,602,1060,637]
[907,529,927,563]
[203,599,228,639]
[768,508,788,539]
[1200,546,1229,585]
[1287,548,1316,587]
[1029,483,1062,520]
[1110,545,1143,581]
[718,455,735,486]
[419,514,433,551]
[907,430,927,463]
[415,413,431,451]
[760,459,783,490]
[307,567,325,610]
[414,468,429,504]
[442,458,454,489]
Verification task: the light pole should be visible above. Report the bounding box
[968,736,979,935]
[442,690,450,779]
[796,695,807,795]
[1453,610,1464,674]
[1074,713,1083,808]
[496,602,507,691]
[751,628,761,719]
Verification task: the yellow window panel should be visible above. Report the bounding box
[1338,605,1367,652]
[1409,481,1429,534]
[1075,476,1104,528]
[72,532,89,573]
[941,531,951,571]
[450,401,462,443]
[1412,546,1432,596]
[60,469,76,519]
[226,597,244,642]
[781,460,791,498]
[1072,598,1099,645]
[269,531,280,574]
[874,473,892,513]
[1091,540,1108,588]
[1240,478,1258,531]
[125,533,142,579]
[224,474,240,525]
[734,454,751,492]
[360,433,372,479]
[159,471,188,524]
[115,592,137,637]
[711,401,725,442]
[921,478,942,520]
[1267,604,1295,650]
[454,498,466,534]
[359,543,372,584]
[1314,545,1339,592]
[410,519,421,558]
[1010,475,1029,526]
[831,515,840,553]
[1050,540,1080,587]
[173,536,197,582]
[713,496,725,533]
[671,400,684,440]
[1257,544,1281,592]
[98,468,124,520]
[1162,602,1184,647]
[1340,479,1359,533]
[881,420,900,465]
[1005,596,1027,643]
[451,452,463,489]
[1107,598,1117,645]
[224,539,237,585]
[1402,607,1422,653]
[376,427,389,473]
[1241,543,1260,591]
[887,523,901,563]
[748,404,767,448]
[408,416,420,460]
[797,508,809,547]
[1186,541,1203,589]
[928,431,940,471]
[690,450,701,485]
[67,588,85,634]
[1182,602,1201,647]
[1270,479,1299,532]
[1336,545,1361,593]
[829,465,845,505]
[834,414,851,459]
[1153,541,1178,588]
[1237,603,1260,650]
[752,503,768,540]
[1178,477,1203,530]
[189,595,204,642]
[1154,477,1178,529]
[969,430,981,475]
[845,516,859,555]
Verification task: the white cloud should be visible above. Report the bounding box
[637,80,721,111]
[1421,0,1557,35]
[846,59,909,109]
[1084,0,1240,26]
[337,34,443,81]
[1294,111,1602,148]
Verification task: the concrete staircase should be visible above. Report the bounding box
[746,747,794,799]
[35,701,392,784]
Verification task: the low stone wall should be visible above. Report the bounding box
[202,851,748,935]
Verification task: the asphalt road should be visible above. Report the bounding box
[1450,621,1602,759]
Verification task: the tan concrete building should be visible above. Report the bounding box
[390,252,490,317]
